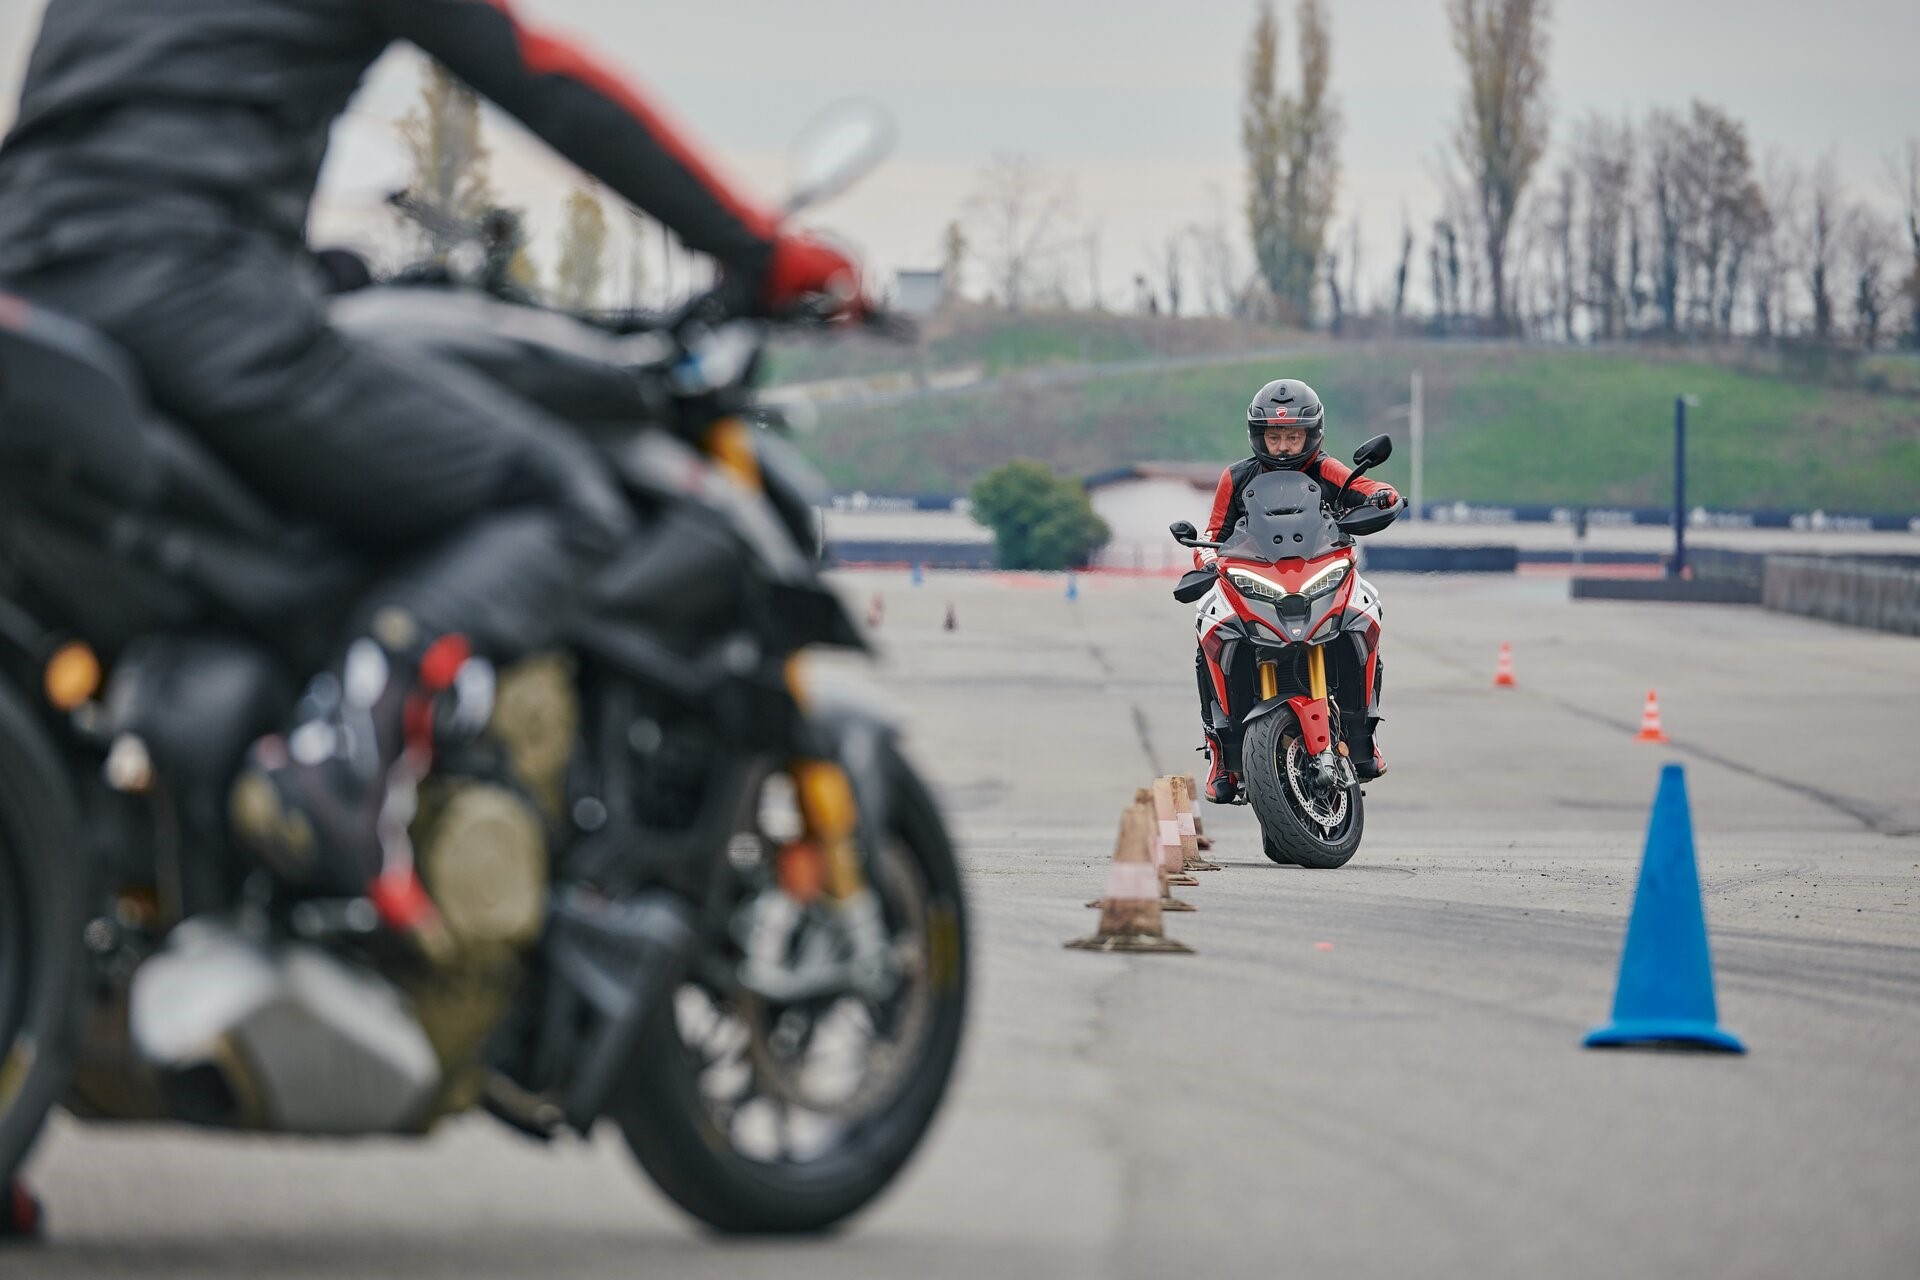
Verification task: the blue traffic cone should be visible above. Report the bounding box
[1065,573,1079,601]
[911,561,924,587]
[1584,764,1745,1053]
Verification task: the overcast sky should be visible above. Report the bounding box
[4,0,1917,306]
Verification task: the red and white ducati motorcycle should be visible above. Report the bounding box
[1170,434,1402,868]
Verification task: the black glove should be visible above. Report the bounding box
[1370,490,1397,510]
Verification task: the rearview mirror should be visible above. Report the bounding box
[786,101,896,215]
[1169,520,1199,545]
[1353,434,1392,469]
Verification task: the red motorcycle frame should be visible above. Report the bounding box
[1171,434,1401,867]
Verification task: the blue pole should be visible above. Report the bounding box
[1670,396,1687,580]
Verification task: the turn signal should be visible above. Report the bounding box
[44,641,102,710]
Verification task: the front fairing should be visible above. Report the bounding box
[1215,550,1357,645]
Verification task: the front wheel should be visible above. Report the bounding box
[613,737,968,1233]
[1244,707,1364,869]
[0,683,84,1185]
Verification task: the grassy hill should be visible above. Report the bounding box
[777,311,1920,512]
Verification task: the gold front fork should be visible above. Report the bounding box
[793,759,867,901]
[1263,649,1329,702]
[784,657,869,902]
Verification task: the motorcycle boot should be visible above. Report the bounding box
[229,610,487,901]
[1,1178,43,1243]
[1343,710,1387,781]
[1201,729,1238,804]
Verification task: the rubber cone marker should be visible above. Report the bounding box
[1066,573,1079,602]
[1584,764,1745,1052]
[1067,800,1193,954]
[1635,689,1670,743]
[911,561,924,587]
[1493,641,1517,688]
[1168,776,1221,871]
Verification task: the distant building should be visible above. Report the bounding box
[1083,462,1230,571]
[893,269,946,316]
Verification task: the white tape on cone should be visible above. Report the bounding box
[1104,862,1161,900]
[1158,819,1181,850]
[1176,812,1196,836]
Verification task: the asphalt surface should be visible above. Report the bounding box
[16,570,1920,1279]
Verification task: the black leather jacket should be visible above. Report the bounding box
[0,0,775,278]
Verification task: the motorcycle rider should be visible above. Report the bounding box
[0,0,867,890]
[1193,379,1398,803]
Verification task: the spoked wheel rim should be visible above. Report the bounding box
[674,781,938,1171]
[1279,733,1357,844]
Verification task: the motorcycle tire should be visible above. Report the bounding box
[0,683,84,1186]
[613,738,969,1234]
[1243,707,1364,869]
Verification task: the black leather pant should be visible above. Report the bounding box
[7,237,633,658]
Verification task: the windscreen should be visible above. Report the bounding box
[1217,470,1346,564]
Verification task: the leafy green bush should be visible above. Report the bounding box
[969,460,1111,570]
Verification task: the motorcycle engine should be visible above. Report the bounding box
[400,653,576,1112]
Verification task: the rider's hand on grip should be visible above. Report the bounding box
[1370,489,1399,510]
[764,231,864,322]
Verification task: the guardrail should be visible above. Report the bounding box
[1763,557,1920,637]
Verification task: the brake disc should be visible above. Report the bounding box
[1283,735,1348,833]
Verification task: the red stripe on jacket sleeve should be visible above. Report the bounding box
[479,0,774,240]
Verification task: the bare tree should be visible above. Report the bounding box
[1802,154,1841,343]
[1243,1,1285,309]
[1159,233,1185,318]
[1888,139,1920,349]
[1446,0,1552,333]
[1845,205,1899,350]
[1748,154,1799,341]
[940,219,968,301]
[1323,247,1345,335]
[1242,0,1341,323]
[1427,227,1447,332]
[1083,228,1104,311]
[1644,109,1687,337]
[1674,101,1763,337]
[1574,113,1632,340]
[551,184,608,310]
[1392,210,1414,331]
[1191,195,1243,317]
[965,154,1074,312]
[1551,164,1577,340]
[397,61,498,260]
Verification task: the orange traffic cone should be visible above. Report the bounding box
[1493,641,1517,688]
[865,594,884,628]
[1635,689,1670,743]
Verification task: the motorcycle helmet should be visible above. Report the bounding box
[1246,378,1325,469]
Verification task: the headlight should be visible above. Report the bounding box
[1226,569,1288,603]
[1303,562,1349,598]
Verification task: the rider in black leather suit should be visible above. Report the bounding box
[0,2,861,911]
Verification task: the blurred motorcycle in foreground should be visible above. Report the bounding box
[0,105,967,1235]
